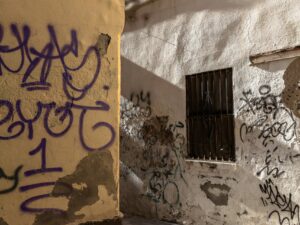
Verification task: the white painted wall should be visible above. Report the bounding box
[121,0,300,225]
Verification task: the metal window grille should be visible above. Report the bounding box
[186,68,235,161]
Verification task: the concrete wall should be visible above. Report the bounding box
[0,1,124,224]
[120,0,300,225]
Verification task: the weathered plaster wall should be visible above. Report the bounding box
[120,0,300,225]
[0,1,124,225]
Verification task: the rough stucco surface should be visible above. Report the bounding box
[120,0,300,225]
[0,1,124,225]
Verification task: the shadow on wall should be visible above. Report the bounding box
[120,95,300,225]
[121,56,185,120]
[124,0,261,32]
[120,56,300,224]
[120,56,187,220]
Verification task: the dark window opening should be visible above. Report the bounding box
[186,68,235,162]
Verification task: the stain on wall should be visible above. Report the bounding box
[200,182,231,206]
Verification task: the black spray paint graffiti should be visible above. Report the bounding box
[0,166,23,194]
[256,146,285,179]
[239,85,296,147]
[260,178,300,225]
[0,24,115,214]
[240,85,299,225]
[121,91,186,215]
[257,146,300,225]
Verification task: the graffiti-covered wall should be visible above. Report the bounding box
[120,0,300,224]
[0,1,124,224]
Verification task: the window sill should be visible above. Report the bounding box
[185,159,237,166]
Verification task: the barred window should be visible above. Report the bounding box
[186,68,235,162]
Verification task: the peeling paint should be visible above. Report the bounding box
[97,33,111,56]
[200,182,231,206]
[33,151,116,225]
[0,218,9,225]
[237,210,248,217]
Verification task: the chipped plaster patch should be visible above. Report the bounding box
[97,34,111,56]
[200,181,231,206]
[32,151,116,225]
[72,183,88,191]
[0,218,9,225]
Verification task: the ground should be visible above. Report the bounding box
[123,216,178,225]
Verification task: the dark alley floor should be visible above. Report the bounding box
[123,216,178,225]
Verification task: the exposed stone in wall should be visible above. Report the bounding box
[200,182,231,206]
[282,57,300,118]
[97,34,112,56]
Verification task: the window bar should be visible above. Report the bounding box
[204,72,210,160]
[190,76,196,158]
[209,72,216,160]
[198,74,204,159]
[227,68,235,161]
[217,70,223,160]
[223,70,230,161]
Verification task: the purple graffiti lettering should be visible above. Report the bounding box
[0,165,23,194]
[0,24,101,100]
[79,109,115,151]
[0,99,115,152]
[19,181,73,213]
[16,100,43,139]
[0,100,25,140]
[0,24,28,75]
[24,138,62,177]
[19,181,73,195]
[19,182,56,192]
[43,102,73,137]
[20,193,66,214]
